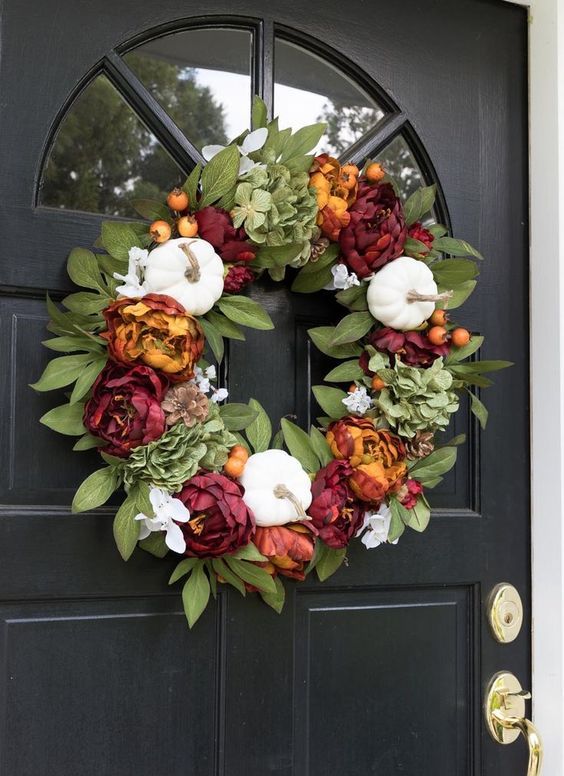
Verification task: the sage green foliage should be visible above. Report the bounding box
[372,355,459,439]
[198,403,238,470]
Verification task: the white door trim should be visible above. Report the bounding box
[503,0,563,770]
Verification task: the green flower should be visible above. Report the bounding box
[199,403,238,471]
[373,357,459,439]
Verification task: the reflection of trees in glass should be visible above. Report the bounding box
[41,54,228,217]
[318,101,424,201]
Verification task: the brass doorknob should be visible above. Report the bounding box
[485,672,543,776]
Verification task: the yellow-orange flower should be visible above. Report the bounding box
[349,460,407,503]
[102,293,204,382]
[310,154,358,240]
[254,524,315,581]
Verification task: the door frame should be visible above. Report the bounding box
[504,0,563,770]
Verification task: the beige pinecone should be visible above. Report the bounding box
[405,431,435,460]
[161,383,209,428]
[310,236,330,262]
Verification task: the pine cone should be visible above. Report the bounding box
[405,431,435,460]
[310,236,330,262]
[161,383,209,428]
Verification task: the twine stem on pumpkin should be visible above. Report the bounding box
[406,288,453,304]
[180,244,201,283]
[273,484,311,522]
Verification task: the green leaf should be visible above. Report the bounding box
[271,429,284,450]
[410,446,458,485]
[316,544,346,581]
[429,224,448,238]
[280,123,326,164]
[139,532,169,558]
[205,310,246,341]
[281,418,320,473]
[402,496,431,532]
[324,360,364,382]
[112,492,140,561]
[67,248,104,290]
[253,243,304,269]
[63,291,110,315]
[73,433,103,451]
[403,185,437,226]
[445,335,484,364]
[246,398,272,453]
[69,356,106,403]
[433,236,484,260]
[134,479,153,516]
[101,221,149,262]
[169,557,200,584]
[432,259,479,286]
[464,359,513,373]
[131,198,171,222]
[251,95,268,130]
[312,386,347,420]
[468,390,488,429]
[217,295,274,330]
[308,326,362,359]
[225,558,277,594]
[199,145,240,209]
[182,563,211,628]
[260,576,286,614]
[40,401,87,436]
[219,403,259,431]
[211,558,246,596]
[182,163,202,205]
[388,500,406,542]
[404,237,431,256]
[331,312,374,345]
[71,466,120,513]
[309,426,333,467]
[335,284,368,311]
[31,353,92,392]
[200,318,224,363]
[229,543,268,562]
[291,263,334,293]
[42,335,103,354]
[438,280,476,309]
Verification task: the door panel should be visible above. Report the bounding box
[0,1,529,774]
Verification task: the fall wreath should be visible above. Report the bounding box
[33,97,509,626]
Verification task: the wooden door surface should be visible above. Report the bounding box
[0,1,528,774]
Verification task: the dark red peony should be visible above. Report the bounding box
[408,222,434,252]
[339,181,407,279]
[223,264,255,293]
[83,362,168,457]
[398,478,424,509]
[360,327,450,371]
[308,460,365,549]
[195,206,256,262]
[178,472,255,557]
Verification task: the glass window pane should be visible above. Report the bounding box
[274,38,385,156]
[376,135,426,202]
[124,28,252,148]
[40,75,183,218]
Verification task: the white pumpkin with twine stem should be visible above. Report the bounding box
[144,237,224,316]
[366,255,452,331]
[239,449,313,527]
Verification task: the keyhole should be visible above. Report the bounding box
[504,613,514,625]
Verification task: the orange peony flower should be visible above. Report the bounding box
[349,460,407,503]
[102,293,204,382]
[310,154,358,241]
[254,524,316,581]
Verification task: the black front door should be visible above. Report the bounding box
[0,1,528,774]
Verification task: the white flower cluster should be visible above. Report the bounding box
[136,487,190,554]
[114,247,149,298]
[356,504,398,549]
[192,365,228,404]
[342,386,372,415]
[330,264,360,290]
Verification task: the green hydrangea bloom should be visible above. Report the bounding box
[199,403,238,471]
[373,357,459,439]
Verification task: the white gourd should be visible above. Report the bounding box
[239,449,313,527]
[144,237,224,316]
[366,255,444,331]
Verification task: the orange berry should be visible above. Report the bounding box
[177,215,198,237]
[340,174,357,191]
[371,376,386,391]
[427,325,448,346]
[365,162,385,183]
[230,444,249,463]
[348,383,358,393]
[451,327,471,347]
[341,163,359,176]
[166,187,189,211]
[149,220,171,243]
[429,309,448,327]
[224,457,246,478]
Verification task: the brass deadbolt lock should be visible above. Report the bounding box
[487,583,523,643]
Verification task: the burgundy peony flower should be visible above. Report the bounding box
[83,362,168,457]
[223,264,255,293]
[195,206,256,262]
[308,460,365,549]
[398,478,424,509]
[178,471,255,557]
[408,222,434,251]
[360,327,450,371]
[339,181,407,279]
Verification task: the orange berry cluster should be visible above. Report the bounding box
[223,444,250,478]
[149,188,199,244]
[427,309,471,348]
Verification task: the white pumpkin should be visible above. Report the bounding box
[144,237,224,316]
[366,255,444,331]
[239,449,313,527]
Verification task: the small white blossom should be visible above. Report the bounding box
[342,386,372,415]
[330,263,361,290]
[202,128,268,177]
[114,247,150,298]
[205,365,216,381]
[211,387,229,403]
[135,487,191,554]
[357,504,398,549]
